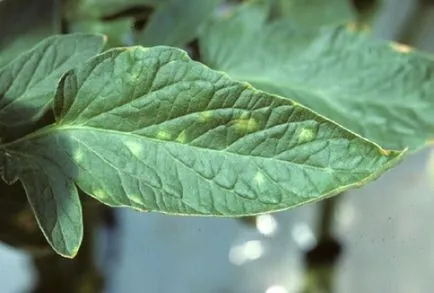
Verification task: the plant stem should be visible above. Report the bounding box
[301,196,343,293]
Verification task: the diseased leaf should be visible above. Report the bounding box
[138,0,220,47]
[0,34,105,137]
[0,0,60,67]
[5,137,83,258]
[1,46,401,217]
[200,3,434,151]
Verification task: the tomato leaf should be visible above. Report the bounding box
[4,46,403,219]
[200,3,434,151]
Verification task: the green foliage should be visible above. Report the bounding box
[138,0,220,47]
[70,19,135,48]
[272,0,355,27]
[0,34,105,138]
[200,2,434,150]
[65,0,159,19]
[0,0,60,67]
[0,0,432,257]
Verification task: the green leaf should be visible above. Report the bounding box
[0,0,60,67]
[3,46,401,218]
[0,180,52,254]
[65,0,160,19]
[5,137,83,258]
[0,34,105,137]
[69,19,135,48]
[200,3,434,151]
[138,0,220,47]
[273,0,355,27]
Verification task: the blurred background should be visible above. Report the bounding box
[1,0,434,292]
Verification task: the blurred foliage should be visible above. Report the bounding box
[0,180,107,292]
[32,202,105,293]
[69,19,135,48]
[352,0,381,27]
[64,0,159,19]
[0,0,60,67]
[138,0,220,47]
[0,181,50,255]
[271,0,356,27]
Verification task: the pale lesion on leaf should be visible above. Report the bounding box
[230,112,259,133]
[254,172,265,185]
[73,149,84,162]
[124,140,144,156]
[298,127,316,144]
[156,130,171,140]
[390,42,413,54]
[198,110,212,122]
[378,148,391,156]
[175,130,187,143]
[92,189,109,201]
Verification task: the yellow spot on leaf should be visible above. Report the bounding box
[70,246,80,258]
[157,130,171,140]
[176,130,187,143]
[391,42,413,53]
[125,140,143,156]
[199,111,212,122]
[254,172,265,185]
[129,194,142,204]
[73,150,83,162]
[346,22,371,33]
[93,189,108,201]
[129,194,147,211]
[379,148,391,156]
[232,116,258,133]
[298,128,315,143]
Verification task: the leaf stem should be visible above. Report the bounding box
[301,196,342,293]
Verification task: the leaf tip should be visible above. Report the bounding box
[52,244,80,259]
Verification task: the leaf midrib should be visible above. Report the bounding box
[50,124,381,175]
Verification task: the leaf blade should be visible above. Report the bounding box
[275,0,355,27]
[0,0,61,67]
[0,34,105,133]
[47,46,403,215]
[200,3,434,151]
[138,0,220,47]
[13,147,83,258]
